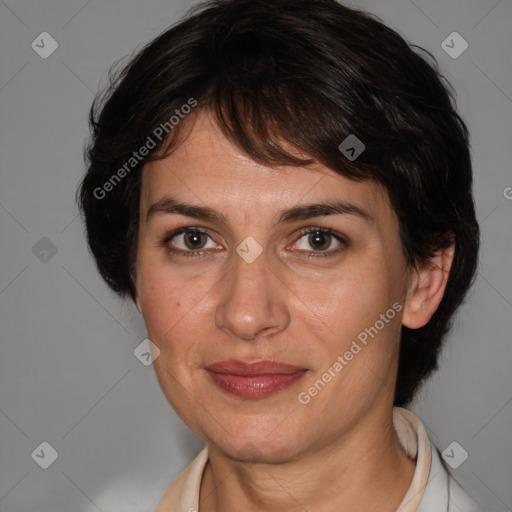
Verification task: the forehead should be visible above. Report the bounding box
[140,110,393,222]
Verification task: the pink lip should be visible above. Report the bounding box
[205,360,308,398]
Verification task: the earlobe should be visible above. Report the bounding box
[402,243,455,329]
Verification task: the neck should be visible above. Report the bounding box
[199,405,416,512]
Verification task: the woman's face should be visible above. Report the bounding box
[134,110,412,462]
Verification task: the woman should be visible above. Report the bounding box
[77,0,480,510]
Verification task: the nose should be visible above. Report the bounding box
[215,248,290,341]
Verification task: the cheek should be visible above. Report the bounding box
[140,287,185,345]
[306,262,404,404]
[317,264,398,337]
[136,256,181,340]
[136,259,213,351]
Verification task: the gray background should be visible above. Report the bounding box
[0,0,511,510]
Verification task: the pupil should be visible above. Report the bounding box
[186,231,205,249]
[310,231,330,251]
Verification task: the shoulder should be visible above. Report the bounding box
[449,475,480,512]
[154,446,209,512]
[419,445,480,512]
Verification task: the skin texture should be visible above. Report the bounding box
[132,110,454,512]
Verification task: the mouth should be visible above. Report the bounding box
[204,360,309,398]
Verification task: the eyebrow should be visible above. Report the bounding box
[146,196,373,225]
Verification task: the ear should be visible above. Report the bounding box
[402,242,455,329]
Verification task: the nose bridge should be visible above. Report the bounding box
[215,245,289,341]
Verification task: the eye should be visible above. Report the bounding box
[162,228,220,257]
[161,226,347,259]
[290,227,346,257]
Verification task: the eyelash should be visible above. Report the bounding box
[161,227,348,259]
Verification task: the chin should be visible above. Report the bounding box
[206,417,307,464]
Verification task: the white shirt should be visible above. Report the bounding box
[154,407,479,511]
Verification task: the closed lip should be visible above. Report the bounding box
[204,359,308,398]
[205,359,307,375]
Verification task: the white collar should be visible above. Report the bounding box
[154,407,477,511]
